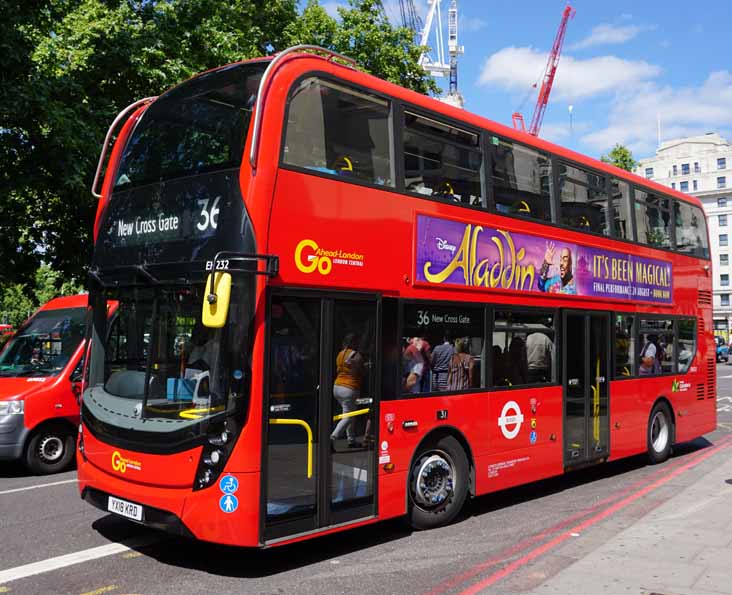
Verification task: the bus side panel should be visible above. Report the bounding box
[475,386,563,495]
[607,380,648,460]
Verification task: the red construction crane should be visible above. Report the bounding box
[512,4,575,136]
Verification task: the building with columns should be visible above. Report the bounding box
[636,133,732,341]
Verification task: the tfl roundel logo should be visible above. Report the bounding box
[498,401,524,440]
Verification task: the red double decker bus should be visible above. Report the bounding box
[79,46,714,546]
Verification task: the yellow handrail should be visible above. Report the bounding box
[269,418,313,478]
[332,408,370,422]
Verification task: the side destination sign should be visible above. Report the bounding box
[415,214,673,304]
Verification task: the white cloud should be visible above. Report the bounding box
[570,23,655,50]
[459,15,488,33]
[478,46,661,102]
[580,71,732,155]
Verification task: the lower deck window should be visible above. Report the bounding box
[401,304,484,394]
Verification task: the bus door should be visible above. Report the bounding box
[562,311,610,466]
[264,293,379,542]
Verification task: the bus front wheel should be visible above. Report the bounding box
[647,402,673,464]
[408,435,468,530]
[24,423,76,475]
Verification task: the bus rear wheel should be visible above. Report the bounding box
[24,423,76,475]
[647,402,673,464]
[408,435,468,530]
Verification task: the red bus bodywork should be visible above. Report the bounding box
[79,51,715,546]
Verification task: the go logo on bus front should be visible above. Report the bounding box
[111,450,142,474]
[294,239,365,276]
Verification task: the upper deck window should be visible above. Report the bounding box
[558,163,609,235]
[283,77,392,186]
[403,112,482,206]
[489,138,552,222]
[609,178,633,241]
[114,63,265,190]
[634,189,672,249]
[674,200,709,258]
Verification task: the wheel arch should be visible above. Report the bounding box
[405,425,476,509]
[650,395,676,445]
[23,416,78,455]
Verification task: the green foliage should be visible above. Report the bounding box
[0,284,35,328]
[288,0,439,96]
[601,144,638,172]
[0,264,83,328]
[1,0,434,287]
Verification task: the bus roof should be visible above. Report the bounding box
[240,50,704,211]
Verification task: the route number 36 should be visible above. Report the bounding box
[416,310,430,326]
[197,196,221,232]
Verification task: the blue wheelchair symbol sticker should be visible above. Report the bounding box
[529,431,537,444]
[219,475,239,494]
[220,493,238,514]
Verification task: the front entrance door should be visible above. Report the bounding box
[264,293,378,541]
[563,312,610,466]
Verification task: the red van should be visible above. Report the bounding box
[0,295,88,474]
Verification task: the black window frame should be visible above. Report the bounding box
[490,306,559,390]
[279,71,397,195]
[401,107,485,209]
[612,314,696,380]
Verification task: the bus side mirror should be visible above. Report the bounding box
[202,272,232,328]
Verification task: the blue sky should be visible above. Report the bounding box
[321,0,732,161]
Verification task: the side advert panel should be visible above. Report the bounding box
[415,214,673,304]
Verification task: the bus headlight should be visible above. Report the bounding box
[0,400,24,415]
[193,421,237,491]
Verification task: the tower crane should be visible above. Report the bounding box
[512,4,575,136]
[399,0,464,108]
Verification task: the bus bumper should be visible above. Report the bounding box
[78,458,262,547]
[0,414,28,461]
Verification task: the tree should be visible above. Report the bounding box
[0,284,35,328]
[288,0,439,96]
[1,0,435,287]
[601,144,638,172]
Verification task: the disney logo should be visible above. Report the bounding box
[436,237,457,254]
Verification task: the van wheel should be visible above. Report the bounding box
[408,435,468,530]
[647,402,673,464]
[24,424,76,475]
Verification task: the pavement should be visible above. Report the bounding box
[522,440,732,595]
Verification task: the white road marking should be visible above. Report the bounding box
[0,479,77,496]
[0,535,159,585]
[718,374,732,378]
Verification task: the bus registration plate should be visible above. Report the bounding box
[107,496,143,522]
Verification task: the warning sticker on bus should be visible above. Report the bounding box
[415,214,673,304]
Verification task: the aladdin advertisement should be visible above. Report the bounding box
[415,214,672,304]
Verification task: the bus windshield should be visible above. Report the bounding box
[114,61,265,191]
[84,279,252,445]
[0,307,86,377]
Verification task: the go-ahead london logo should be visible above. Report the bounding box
[498,401,524,440]
[294,239,365,276]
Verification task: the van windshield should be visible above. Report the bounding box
[0,308,86,377]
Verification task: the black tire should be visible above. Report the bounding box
[24,423,76,475]
[407,435,469,530]
[647,402,673,464]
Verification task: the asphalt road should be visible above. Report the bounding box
[2,370,732,595]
